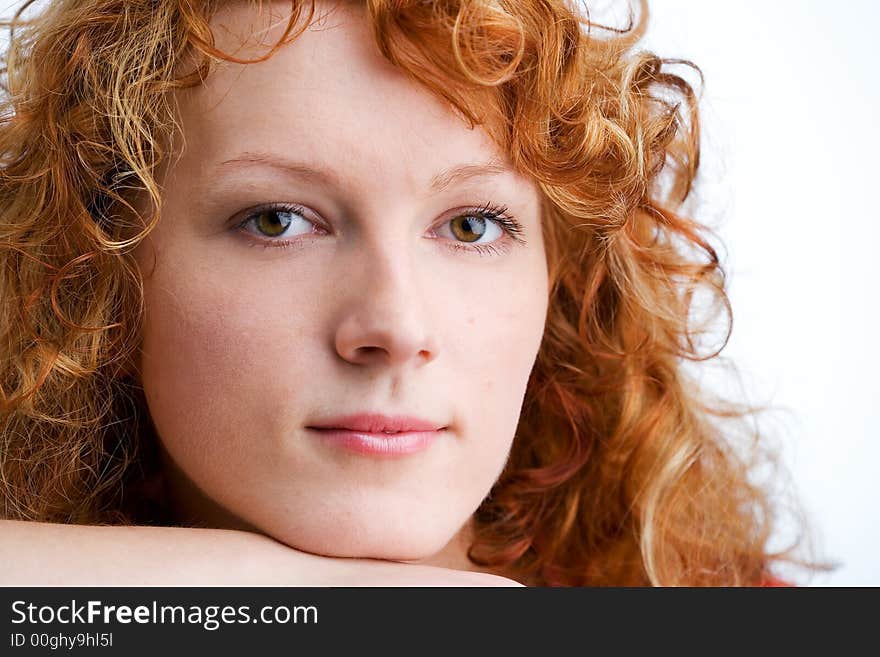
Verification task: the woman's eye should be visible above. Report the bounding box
[435,204,526,256]
[443,213,503,244]
[237,206,316,241]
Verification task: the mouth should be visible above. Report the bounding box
[306,413,448,457]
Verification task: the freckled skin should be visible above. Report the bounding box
[134,2,548,566]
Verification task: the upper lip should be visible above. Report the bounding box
[307,413,445,433]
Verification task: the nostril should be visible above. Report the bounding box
[357,346,383,358]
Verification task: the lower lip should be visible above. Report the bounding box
[307,428,443,457]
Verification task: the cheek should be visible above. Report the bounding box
[452,261,548,461]
[137,263,306,470]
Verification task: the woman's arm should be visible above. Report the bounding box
[0,520,521,586]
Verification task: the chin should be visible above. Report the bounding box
[261,511,461,562]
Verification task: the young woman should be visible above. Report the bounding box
[0,0,824,585]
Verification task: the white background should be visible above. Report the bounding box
[2,0,876,585]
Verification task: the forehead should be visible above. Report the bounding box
[172,1,518,197]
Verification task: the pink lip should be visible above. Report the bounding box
[307,413,444,433]
[306,413,447,458]
[307,428,442,457]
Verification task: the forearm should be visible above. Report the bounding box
[0,520,522,586]
[0,520,317,585]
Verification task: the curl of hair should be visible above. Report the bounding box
[0,0,827,584]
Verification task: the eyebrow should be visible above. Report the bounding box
[217,152,512,194]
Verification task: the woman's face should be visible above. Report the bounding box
[134,2,548,563]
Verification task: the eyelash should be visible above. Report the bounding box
[234,202,526,256]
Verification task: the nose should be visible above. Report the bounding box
[333,234,438,370]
